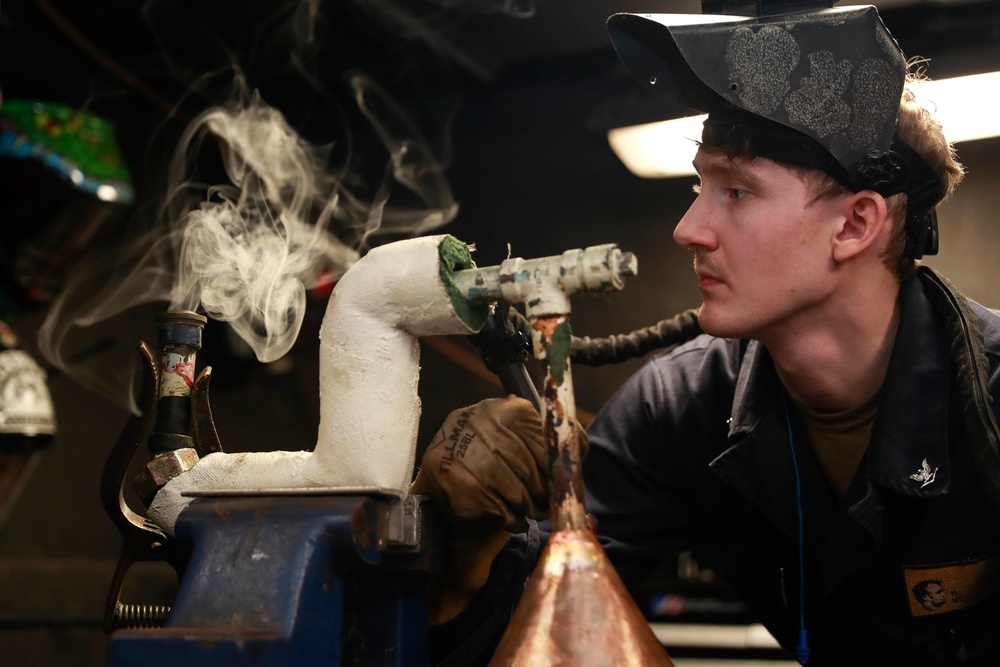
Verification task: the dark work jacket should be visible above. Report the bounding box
[433,268,1000,666]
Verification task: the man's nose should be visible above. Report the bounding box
[673,197,716,251]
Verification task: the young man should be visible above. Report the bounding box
[413,5,1000,665]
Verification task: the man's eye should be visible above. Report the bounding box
[728,188,749,200]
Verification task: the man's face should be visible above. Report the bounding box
[673,147,845,342]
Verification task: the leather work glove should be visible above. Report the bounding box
[410,395,588,625]
[414,395,556,534]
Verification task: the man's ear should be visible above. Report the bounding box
[832,190,889,263]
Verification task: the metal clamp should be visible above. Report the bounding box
[101,333,224,633]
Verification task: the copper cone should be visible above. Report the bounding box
[491,306,671,665]
[488,529,674,667]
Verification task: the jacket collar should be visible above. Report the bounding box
[867,273,952,498]
[711,273,953,535]
[712,341,838,545]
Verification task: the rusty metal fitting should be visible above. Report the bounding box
[132,447,199,507]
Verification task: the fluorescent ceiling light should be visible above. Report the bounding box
[609,71,1000,179]
[608,115,706,178]
[910,72,1000,144]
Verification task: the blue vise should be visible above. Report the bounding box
[108,492,436,667]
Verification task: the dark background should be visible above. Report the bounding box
[1,1,999,664]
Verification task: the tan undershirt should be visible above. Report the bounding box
[792,393,880,499]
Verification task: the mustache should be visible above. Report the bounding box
[693,254,723,279]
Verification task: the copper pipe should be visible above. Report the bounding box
[534,314,587,532]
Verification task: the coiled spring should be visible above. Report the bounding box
[113,602,171,629]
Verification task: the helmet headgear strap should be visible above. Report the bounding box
[856,134,943,260]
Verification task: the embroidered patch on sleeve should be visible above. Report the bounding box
[903,552,1000,617]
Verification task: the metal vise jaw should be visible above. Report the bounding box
[108,490,439,666]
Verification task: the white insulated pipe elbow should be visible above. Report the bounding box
[306,234,487,490]
[148,235,486,534]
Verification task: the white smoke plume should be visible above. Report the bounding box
[35,0,538,413]
[167,96,360,362]
[38,83,457,412]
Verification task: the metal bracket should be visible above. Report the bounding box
[386,494,427,550]
[101,337,224,633]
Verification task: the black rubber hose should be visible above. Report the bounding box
[509,308,703,367]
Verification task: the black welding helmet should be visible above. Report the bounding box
[607,6,944,258]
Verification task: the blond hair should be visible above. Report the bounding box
[797,71,965,277]
[882,73,966,276]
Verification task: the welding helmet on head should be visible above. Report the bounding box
[607,5,944,258]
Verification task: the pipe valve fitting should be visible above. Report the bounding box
[132,310,207,506]
[452,243,636,317]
